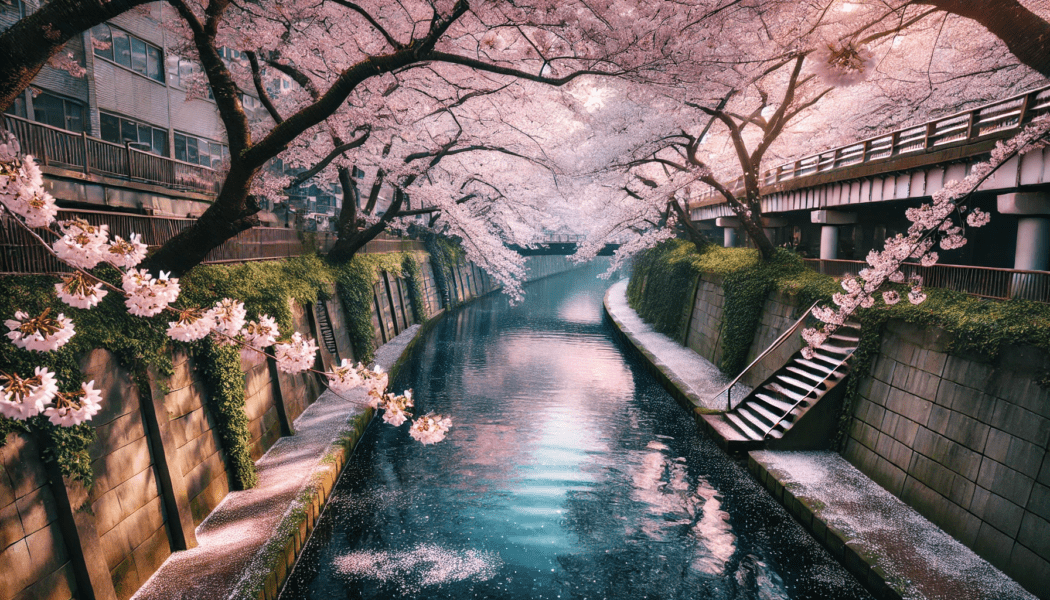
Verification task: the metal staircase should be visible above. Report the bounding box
[700,318,861,453]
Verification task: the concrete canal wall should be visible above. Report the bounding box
[0,252,578,600]
[634,273,1050,598]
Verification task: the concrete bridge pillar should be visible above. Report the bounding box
[999,193,1050,272]
[811,210,857,260]
[716,217,740,248]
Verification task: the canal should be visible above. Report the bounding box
[281,264,873,600]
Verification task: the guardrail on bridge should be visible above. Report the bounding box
[804,258,1049,303]
[693,84,1050,205]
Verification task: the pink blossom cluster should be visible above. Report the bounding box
[122,269,181,317]
[380,389,414,426]
[804,120,1050,356]
[55,272,109,309]
[274,332,319,373]
[409,412,452,445]
[52,219,148,271]
[0,132,58,228]
[5,309,75,352]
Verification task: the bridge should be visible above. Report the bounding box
[687,84,1050,301]
[510,234,620,256]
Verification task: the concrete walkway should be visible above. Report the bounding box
[602,281,1035,600]
[133,325,421,600]
[603,279,730,411]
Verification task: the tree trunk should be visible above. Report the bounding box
[669,199,712,255]
[0,0,151,112]
[140,165,261,275]
[920,0,1050,78]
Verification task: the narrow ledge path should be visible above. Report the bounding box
[602,278,1035,600]
[132,325,422,600]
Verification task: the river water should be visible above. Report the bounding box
[281,264,873,600]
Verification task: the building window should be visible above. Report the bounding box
[33,91,86,133]
[99,112,168,156]
[174,132,227,168]
[91,24,164,83]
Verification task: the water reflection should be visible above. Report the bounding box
[281,265,873,600]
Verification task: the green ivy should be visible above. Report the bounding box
[198,340,257,490]
[0,271,173,483]
[424,233,463,307]
[334,252,408,365]
[401,253,428,323]
[628,240,1050,448]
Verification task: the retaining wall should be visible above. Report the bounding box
[635,270,1050,598]
[843,321,1050,596]
[0,249,510,600]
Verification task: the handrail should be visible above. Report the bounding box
[762,347,855,440]
[712,300,818,411]
[692,83,1050,204]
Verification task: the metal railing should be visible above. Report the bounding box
[3,114,222,196]
[694,84,1050,203]
[804,259,1050,303]
[710,302,817,411]
[0,209,425,274]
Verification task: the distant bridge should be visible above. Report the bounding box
[510,234,620,256]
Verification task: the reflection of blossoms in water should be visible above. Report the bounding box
[335,544,502,594]
[627,441,737,576]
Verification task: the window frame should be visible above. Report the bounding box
[90,24,165,84]
[98,110,170,157]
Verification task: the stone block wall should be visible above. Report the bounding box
[81,350,172,600]
[0,249,508,600]
[164,350,228,525]
[0,434,77,600]
[740,292,804,389]
[685,274,726,364]
[843,320,1050,597]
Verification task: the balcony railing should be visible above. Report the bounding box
[694,84,1050,204]
[0,209,425,274]
[3,114,222,196]
[804,259,1050,303]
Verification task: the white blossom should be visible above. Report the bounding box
[325,358,363,394]
[167,309,216,342]
[0,367,58,420]
[409,413,452,444]
[274,332,318,373]
[53,219,110,270]
[882,290,901,305]
[55,273,108,309]
[5,309,75,352]
[123,270,180,317]
[206,298,247,342]
[105,234,148,268]
[44,380,103,427]
[241,314,279,350]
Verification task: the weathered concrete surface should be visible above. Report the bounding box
[750,451,1036,600]
[131,325,421,600]
[603,279,730,412]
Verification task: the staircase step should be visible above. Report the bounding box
[747,402,784,426]
[736,407,773,436]
[763,382,809,403]
[776,374,820,394]
[829,332,860,345]
[753,392,795,413]
[796,358,837,375]
[819,342,855,356]
[725,412,763,440]
[785,366,826,384]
